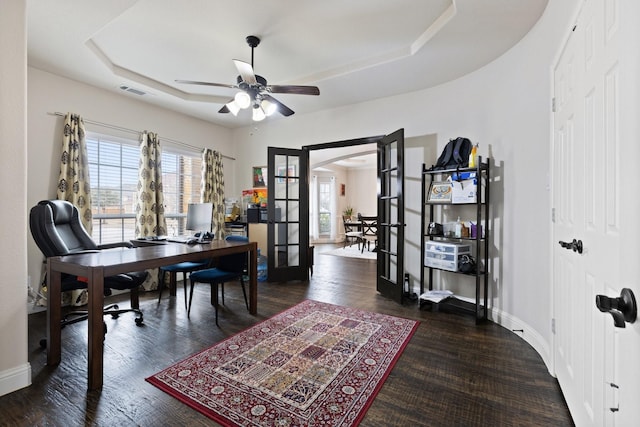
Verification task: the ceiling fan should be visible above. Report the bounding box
[176,35,320,121]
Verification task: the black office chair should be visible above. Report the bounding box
[187,235,249,325]
[29,200,147,342]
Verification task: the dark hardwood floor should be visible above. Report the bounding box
[0,244,573,426]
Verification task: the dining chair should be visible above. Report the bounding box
[187,235,249,325]
[342,215,363,250]
[358,214,378,253]
[157,259,211,310]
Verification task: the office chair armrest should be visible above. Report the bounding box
[97,241,134,250]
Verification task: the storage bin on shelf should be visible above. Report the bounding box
[424,241,471,272]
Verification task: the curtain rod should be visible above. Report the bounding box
[48,112,235,160]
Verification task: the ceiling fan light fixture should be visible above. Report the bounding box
[176,35,319,120]
[226,100,241,116]
[234,91,251,109]
[252,106,266,122]
[261,99,277,116]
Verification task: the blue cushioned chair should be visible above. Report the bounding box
[158,260,210,310]
[188,235,249,324]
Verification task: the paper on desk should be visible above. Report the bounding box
[419,290,454,303]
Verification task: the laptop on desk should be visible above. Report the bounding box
[166,235,197,244]
[130,235,206,247]
[166,233,213,244]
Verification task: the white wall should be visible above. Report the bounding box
[347,168,376,217]
[0,0,30,396]
[26,68,235,298]
[405,134,438,294]
[229,1,580,369]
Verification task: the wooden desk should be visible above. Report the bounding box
[46,239,257,391]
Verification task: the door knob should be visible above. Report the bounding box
[595,288,637,328]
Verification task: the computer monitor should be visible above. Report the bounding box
[186,203,213,240]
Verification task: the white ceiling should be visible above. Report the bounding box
[27,0,548,130]
[312,151,377,172]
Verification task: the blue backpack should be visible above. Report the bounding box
[432,137,472,170]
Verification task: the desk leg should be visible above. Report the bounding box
[46,261,62,366]
[169,271,177,296]
[249,243,257,315]
[87,267,105,391]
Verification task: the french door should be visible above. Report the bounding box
[268,129,405,305]
[376,129,405,303]
[266,147,309,282]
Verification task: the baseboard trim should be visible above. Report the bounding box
[490,307,554,376]
[0,363,32,397]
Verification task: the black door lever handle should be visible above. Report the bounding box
[571,239,583,253]
[595,288,637,328]
[558,239,583,253]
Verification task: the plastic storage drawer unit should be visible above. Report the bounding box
[424,241,471,272]
[425,241,471,256]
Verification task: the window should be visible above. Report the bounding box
[87,133,202,244]
[318,178,332,236]
[161,149,202,237]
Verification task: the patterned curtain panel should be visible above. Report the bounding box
[57,113,92,306]
[201,149,226,240]
[135,131,167,290]
[57,113,92,233]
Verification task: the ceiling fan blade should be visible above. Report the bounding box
[233,60,257,85]
[175,79,236,89]
[263,94,295,117]
[268,85,320,96]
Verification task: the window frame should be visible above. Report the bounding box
[86,131,203,244]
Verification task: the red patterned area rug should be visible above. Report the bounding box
[146,300,419,426]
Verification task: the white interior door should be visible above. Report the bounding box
[553,1,640,425]
[553,9,596,423]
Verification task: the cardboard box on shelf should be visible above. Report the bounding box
[451,178,485,204]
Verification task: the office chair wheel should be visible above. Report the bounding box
[38,321,108,348]
[135,317,144,326]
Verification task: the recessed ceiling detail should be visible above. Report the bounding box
[27,0,548,128]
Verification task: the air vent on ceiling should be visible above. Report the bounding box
[119,85,147,96]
